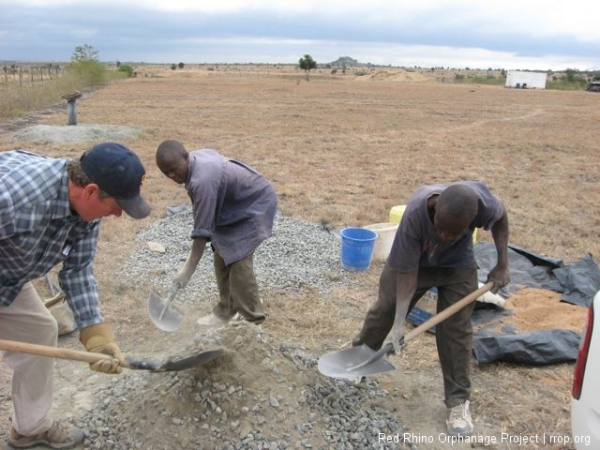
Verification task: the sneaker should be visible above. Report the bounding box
[347,376,366,385]
[446,400,474,436]
[8,422,85,449]
[196,313,231,328]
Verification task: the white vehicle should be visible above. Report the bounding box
[571,290,600,449]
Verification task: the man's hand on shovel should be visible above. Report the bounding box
[79,323,125,374]
[385,322,406,355]
[173,272,191,290]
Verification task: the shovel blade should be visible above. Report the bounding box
[317,344,395,379]
[126,349,225,372]
[147,289,184,332]
[160,349,225,371]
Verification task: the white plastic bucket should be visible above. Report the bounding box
[364,222,399,262]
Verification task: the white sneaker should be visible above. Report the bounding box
[446,400,474,436]
[196,314,231,328]
[347,376,366,386]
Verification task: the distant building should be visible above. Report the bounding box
[505,70,547,89]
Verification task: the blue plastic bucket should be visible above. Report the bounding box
[340,227,378,271]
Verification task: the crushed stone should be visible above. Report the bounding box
[2,123,143,144]
[75,322,411,450]
[81,209,412,449]
[122,208,360,304]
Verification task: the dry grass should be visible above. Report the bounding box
[1,64,598,449]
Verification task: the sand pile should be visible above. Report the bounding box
[505,288,587,332]
[478,288,588,335]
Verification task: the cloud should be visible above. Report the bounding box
[1,1,599,70]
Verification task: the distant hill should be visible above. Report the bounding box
[326,56,365,68]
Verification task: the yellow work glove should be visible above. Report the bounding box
[79,323,124,375]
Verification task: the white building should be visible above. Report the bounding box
[505,70,547,89]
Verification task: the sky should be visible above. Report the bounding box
[1,0,599,71]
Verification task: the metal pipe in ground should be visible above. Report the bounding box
[61,91,82,125]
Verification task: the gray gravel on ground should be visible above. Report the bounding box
[75,323,412,450]
[3,123,143,143]
[87,209,413,449]
[122,207,360,304]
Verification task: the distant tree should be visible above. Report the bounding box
[564,68,578,83]
[68,44,106,85]
[71,44,99,62]
[170,63,177,70]
[118,64,134,77]
[178,62,185,69]
[299,54,317,80]
[116,60,121,68]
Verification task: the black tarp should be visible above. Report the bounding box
[407,243,596,365]
[471,242,597,364]
[473,330,582,365]
[475,242,600,308]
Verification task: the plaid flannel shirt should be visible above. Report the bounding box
[0,150,103,329]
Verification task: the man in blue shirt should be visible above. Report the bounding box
[353,181,510,437]
[155,140,277,327]
[0,142,150,448]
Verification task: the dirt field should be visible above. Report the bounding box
[1,65,599,449]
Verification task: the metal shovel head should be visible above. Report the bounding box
[317,344,395,379]
[125,349,225,372]
[147,289,184,332]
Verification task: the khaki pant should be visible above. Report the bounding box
[354,264,478,408]
[212,251,265,323]
[0,282,58,435]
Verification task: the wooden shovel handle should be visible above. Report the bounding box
[349,282,495,371]
[404,281,495,343]
[0,339,124,366]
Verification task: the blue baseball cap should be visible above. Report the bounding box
[80,142,151,219]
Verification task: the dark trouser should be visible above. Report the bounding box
[212,251,266,323]
[354,263,478,408]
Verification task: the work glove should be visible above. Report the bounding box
[79,323,124,375]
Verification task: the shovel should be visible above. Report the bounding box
[0,339,224,373]
[318,281,494,379]
[148,284,184,332]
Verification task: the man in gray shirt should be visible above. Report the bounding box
[353,181,510,437]
[156,140,277,327]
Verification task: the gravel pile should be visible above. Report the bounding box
[4,124,143,144]
[122,208,359,303]
[75,323,411,450]
[79,210,412,449]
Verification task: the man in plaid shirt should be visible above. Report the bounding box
[0,142,150,449]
